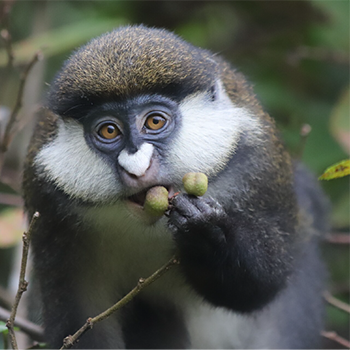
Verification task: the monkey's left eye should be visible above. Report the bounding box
[144,113,167,131]
[97,123,121,140]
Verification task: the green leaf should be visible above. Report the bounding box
[319,159,350,180]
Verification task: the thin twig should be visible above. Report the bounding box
[0,28,14,68]
[321,331,350,349]
[0,0,16,68]
[60,255,180,349]
[296,123,312,159]
[0,51,42,177]
[6,211,40,350]
[325,233,350,245]
[0,192,23,207]
[324,291,350,314]
[0,51,42,153]
[0,7,42,176]
[0,305,44,342]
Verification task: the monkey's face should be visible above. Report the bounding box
[33,27,259,221]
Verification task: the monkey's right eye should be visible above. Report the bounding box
[97,123,121,140]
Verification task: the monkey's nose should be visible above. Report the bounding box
[120,157,160,189]
[118,143,154,177]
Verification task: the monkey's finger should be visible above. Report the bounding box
[168,210,188,229]
[171,194,202,218]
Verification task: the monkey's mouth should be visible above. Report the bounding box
[126,185,174,208]
[127,190,148,207]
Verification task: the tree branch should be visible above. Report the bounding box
[0,0,16,68]
[296,123,312,159]
[6,211,40,350]
[0,305,44,342]
[325,233,350,245]
[324,291,350,314]
[60,255,180,349]
[0,50,42,175]
[0,28,14,68]
[0,192,23,206]
[321,331,350,349]
[0,51,41,152]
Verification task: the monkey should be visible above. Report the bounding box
[23,25,328,349]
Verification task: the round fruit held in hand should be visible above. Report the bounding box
[182,172,208,196]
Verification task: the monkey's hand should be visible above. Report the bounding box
[168,194,230,258]
[168,193,239,307]
[167,193,288,312]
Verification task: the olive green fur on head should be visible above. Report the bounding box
[50,25,217,112]
[48,25,265,119]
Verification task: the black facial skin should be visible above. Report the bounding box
[81,94,181,175]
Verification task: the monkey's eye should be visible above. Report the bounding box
[144,113,167,131]
[97,123,121,140]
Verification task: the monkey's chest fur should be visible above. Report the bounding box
[75,204,252,349]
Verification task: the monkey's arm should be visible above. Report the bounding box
[168,191,297,313]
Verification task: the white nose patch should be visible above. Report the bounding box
[118,143,154,177]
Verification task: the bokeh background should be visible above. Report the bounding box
[0,1,349,348]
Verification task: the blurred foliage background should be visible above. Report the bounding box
[0,0,349,348]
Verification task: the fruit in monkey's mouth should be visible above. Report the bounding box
[127,172,208,218]
[182,172,208,196]
[143,186,169,216]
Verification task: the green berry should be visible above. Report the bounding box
[182,172,208,196]
[144,186,169,216]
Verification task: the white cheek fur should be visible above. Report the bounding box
[169,81,262,178]
[34,120,121,202]
[34,82,262,203]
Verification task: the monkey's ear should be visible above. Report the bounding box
[208,80,224,102]
[208,84,218,102]
[207,79,225,102]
